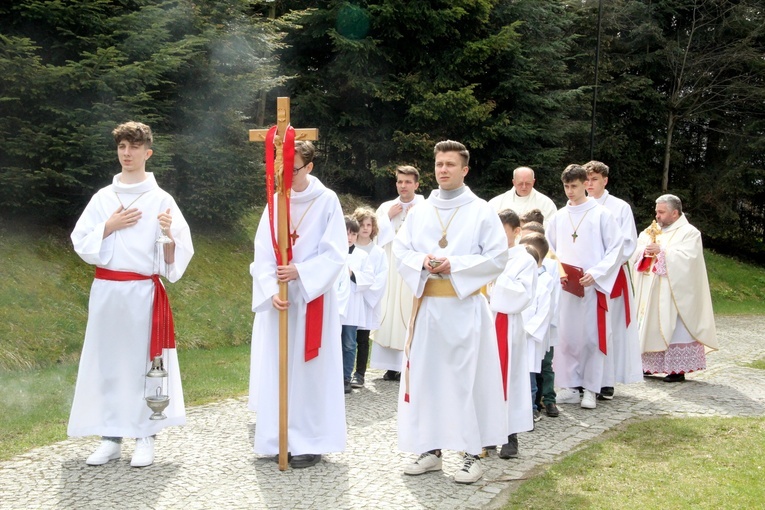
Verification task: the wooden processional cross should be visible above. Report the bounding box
[250,97,318,471]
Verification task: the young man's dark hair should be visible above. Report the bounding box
[498,208,521,230]
[519,233,549,260]
[561,164,587,183]
[434,140,470,167]
[345,216,360,233]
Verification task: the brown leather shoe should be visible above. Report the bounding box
[545,402,560,417]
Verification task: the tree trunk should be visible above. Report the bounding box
[662,112,675,192]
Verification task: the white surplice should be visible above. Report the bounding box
[547,198,623,393]
[370,195,424,370]
[488,187,559,226]
[393,187,508,455]
[490,245,537,436]
[355,242,388,331]
[523,268,554,374]
[248,175,347,455]
[594,190,643,386]
[342,246,375,328]
[540,258,561,352]
[68,173,194,438]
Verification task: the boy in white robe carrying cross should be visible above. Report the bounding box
[248,141,348,469]
[69,121,194,468]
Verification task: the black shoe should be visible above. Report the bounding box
[350,373,364,388]
[271,453,292,463]
[499,434,518,459]
[344,380,352,394]
[544,402,560,417]
[383,370,401,381]
[663,373,685,383]
[290,454,321,468]
[597,387,614,400]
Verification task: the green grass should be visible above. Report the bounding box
[503,416,765,509]
[0,217,256,370]
[746,358,765,370]
[706,250,765,315]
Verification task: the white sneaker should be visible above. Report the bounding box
[454,453,483,484]
[557,388,582,404]
[130,437,155,467]
[403,452,442,475]
[86,439,122,466]
[581,389,597,409]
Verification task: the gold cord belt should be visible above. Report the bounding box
[422,278,480,298]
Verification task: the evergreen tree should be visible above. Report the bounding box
[0,0,284,227]
[273,0,580,201]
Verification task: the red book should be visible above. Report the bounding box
[560,262,585,298]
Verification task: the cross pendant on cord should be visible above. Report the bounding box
[290,230,299,245]
[572,232,578,242]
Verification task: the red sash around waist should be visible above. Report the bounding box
[94,267,175,360]
[596,290,608,355]
[610,266,631,328]
[304,295,324,361]
[495,312,509,401]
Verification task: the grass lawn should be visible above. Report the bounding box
[503,416,765,510]
[706,250,765,315]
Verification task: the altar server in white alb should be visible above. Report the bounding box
[340,216,375,394]
[349,207,389,389]
[372,165,424,380]
[489,209,537,460]
[394,140,508,485]
[584,160,643,399]
[248,140,348,469]
[546,164,622,410]
[69,121,194,468]
[632,194,717,382]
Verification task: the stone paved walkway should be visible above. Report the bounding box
[2,316,764,510]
